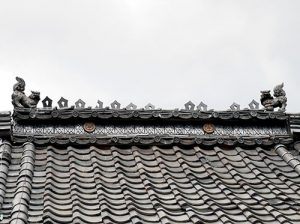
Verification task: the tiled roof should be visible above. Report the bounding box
[0,111,11,138]
[1,143,300,223]
[5,77,299,224]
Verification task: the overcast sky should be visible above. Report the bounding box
[0,1,299,112]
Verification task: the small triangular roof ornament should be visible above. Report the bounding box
[184,101,195,111]
[126,103,137,110]
[96,100,103,109]
[197,102,207,111]
[75,99,86,108]
[57,97,68,108]
[111,100,121,109]
[42,96,53,108]
[145,103,155,110]
[230,102,240,111]
[249,100,259,110]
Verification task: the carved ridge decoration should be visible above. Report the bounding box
[261,83,287,112]
[12,77,40,108]
[13,123,288,137]
[10,78,289,113]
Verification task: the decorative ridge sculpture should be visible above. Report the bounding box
[12,77,40,108]
[260,83,287,112]
[11,77,288,112]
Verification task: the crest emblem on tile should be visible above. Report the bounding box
[203,123,215,134]
[83,122,96,133]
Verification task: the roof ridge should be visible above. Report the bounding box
[11,77,288,112]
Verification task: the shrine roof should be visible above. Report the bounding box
[0,77,299,223]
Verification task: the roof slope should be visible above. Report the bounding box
[1,143,300,224]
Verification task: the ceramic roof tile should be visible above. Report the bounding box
[0,143,300,223]
[0,142,12,211]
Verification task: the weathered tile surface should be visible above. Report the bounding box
[1,143,300,223]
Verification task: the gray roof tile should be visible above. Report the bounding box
[0,143,300,223]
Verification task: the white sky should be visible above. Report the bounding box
[0,0,299,111]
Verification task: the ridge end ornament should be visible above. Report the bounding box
[260,83,287,112]
[12,77,40,108]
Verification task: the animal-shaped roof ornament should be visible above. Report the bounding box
[11,77,40,108]
[260,83,287,112]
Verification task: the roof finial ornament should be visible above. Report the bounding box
[184,101,195,111]
[260,83,287,112]
[12,77,40,108]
